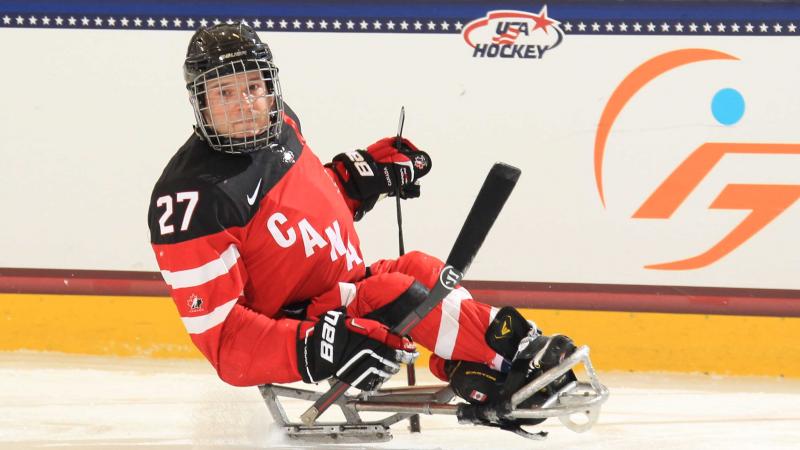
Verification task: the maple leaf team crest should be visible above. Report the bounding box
[413,155,428,170]
[187,294,204,312]
[462,6,564,59]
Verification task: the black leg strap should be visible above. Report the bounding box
[364,280,428,330]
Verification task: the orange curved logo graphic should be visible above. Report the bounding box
[594,48,800,270]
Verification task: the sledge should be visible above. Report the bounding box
[258,344,608,443]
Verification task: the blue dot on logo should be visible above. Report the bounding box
[711,88,745,126]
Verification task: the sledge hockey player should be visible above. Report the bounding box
[147,22,578,430]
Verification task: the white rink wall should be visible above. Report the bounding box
[3,3,800,290]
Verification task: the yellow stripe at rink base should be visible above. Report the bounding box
[1,294,799,378]
[0,294,201,358]
[519,308,800,378]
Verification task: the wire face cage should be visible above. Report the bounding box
[189,60,284,154]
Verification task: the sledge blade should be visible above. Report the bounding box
[283,423,393,444]
[506,425,548,441]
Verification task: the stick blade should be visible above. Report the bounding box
[300,406,320,425]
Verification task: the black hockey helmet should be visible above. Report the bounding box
[183,22,284,154]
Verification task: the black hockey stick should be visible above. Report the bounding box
[395,106,406,256]
[300,162,522,425]
[392,106,422,433]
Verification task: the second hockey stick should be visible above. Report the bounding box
[392,106,422,433]
[300,162,522,425]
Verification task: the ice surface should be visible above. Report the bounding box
[1,352,798,449]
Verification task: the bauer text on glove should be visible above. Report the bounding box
[296,308,418,391]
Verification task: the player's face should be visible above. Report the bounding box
[203,71,273,139]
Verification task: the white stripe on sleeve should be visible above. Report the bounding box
[161,244,240,289]
[339,282,357,307]
[433,287,471,360]
[490,352,507,372]
[181,298,238,334]
[489,306,499,324]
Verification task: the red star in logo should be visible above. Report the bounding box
[531,5,557,34]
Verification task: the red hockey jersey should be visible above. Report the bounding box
[148,106,365,385]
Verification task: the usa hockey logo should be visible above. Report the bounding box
[462,6,564,59]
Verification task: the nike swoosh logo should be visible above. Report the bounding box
[395,160,415,182]
[246,178,262,206]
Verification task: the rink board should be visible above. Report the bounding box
[3,0,800,385]
[3,2,800,293]
[2,292,799,378]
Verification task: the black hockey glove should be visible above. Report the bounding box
[296,308,418,391]
[327,137,432,219]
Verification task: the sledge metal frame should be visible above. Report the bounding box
[258,345,608,443]
[257,383,455,443]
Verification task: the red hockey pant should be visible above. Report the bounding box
[306,251,504,380]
